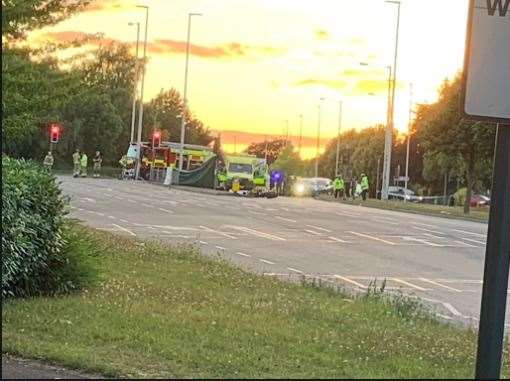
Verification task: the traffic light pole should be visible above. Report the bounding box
[475,124,510,379]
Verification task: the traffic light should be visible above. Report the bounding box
[152,131,161,148]
[50,124,60,143]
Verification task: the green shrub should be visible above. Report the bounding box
[2,157,97,297]
[454,187,467,206]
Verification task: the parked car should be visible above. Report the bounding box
[470,194,490,207]
[387,186,423,202]
[292,177,333,197]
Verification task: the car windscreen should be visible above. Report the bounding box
[228,163,252,174]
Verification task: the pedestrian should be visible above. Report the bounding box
[360,173,369,201]
[80,152,88,177]
[333,175,345,200]
[72,149,81,177]
[43,151,54,171]
[93,150,102,178]
[350,177,357,200]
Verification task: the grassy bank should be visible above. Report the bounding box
[317,195,489,223]
[2,225,507,378]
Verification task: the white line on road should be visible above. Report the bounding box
[402,236,444,247]
[127,199,136,203]
[418,278,463,293]
[275,216,297,223]
[226,225,286,241]
[215,245,226,251]
[413,222,439,229]
[107,215,116,220]
[452,229,486,237]
[306,224,332,233]
[335,211,360,218]
[454,240,478,248]
[372,216,398,222]
[236,252,251,258]
[199,226,238,240]
[390,278,428,291]
[334,275,367,289]
[119,218,129,223]
[199,241,208,245]
[461,237,486,245]
[371,218,399,225]
[288,267,304,274]
[348,231,396,245]
[248,210,264,215]
[158,207,174,213]
[328,236,349,243]
[442,302,462,316]
[412,226,444,235]
[142,203,154,208]
[259,259,275,265]
[423,233,445,240]
[112,223,136,236]
[304,229,322,236]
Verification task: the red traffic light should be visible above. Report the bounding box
[50,124,61,143]
[152,131,161,148]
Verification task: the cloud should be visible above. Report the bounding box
[294,78,348,90]
[314,29,329,40]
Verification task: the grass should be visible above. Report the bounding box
[317,195,489,223]
[3,225,508,378]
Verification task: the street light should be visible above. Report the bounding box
[178,12,202,183]
[128,21,140,145]
[404,82,413,197]
[315,97,325,178]
[134,5,149,180]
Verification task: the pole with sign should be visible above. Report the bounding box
[461,0,510,378]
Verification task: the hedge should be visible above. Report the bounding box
[2,156,71,297]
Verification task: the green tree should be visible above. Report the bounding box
[271,144,304,176]
[245,139,288,165]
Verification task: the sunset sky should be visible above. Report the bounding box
[27,0,470,158]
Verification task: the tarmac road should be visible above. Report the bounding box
[59,176,510,328]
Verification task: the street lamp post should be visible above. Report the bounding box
[334,100,343,177]
[128,22,140,144]
[404,82,413,198]
[315,97,325,178]
[134,5,149,180]
[382,0,401,200]
[178,12,202,183]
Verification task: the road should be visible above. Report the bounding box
[59,176,509,328]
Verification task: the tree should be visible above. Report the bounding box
[271,143,304,176]
[245,139,288,165]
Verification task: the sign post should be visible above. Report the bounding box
[461,0,510,378]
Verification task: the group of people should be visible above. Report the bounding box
[43,149,102,178]
[333,173,370,201]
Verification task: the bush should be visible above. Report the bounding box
[2,156,97,297]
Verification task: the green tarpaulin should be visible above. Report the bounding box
[177,156,217,188]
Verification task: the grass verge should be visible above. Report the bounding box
[316,195,489,223]
[2,225,508,378]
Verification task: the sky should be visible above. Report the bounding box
[27,0,470,158]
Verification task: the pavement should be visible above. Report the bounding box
[58,175,509,328]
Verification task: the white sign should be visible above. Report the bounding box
[462,0,510,122]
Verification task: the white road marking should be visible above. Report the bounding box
[442,302,462,316]
[236,252,251,258]
[461,237,486,245]
[81,197,96,203]
[158,207,174,213]
[306,224,331,233]
[373,216,398,222]
[418,278,463,292]
[371,218,399,225]
[107,215,116,220]
[334,275,367,289]
[390,278,428,291]
[454,240,478,248]
[259,259,275,265]
[413,222,439,228]
[215,245,226,250]
[119,219,129,223]
[412,226,444,235]
[199,225,238,240]
[288,267,304,274]
[199,241,208,245]
[423,233,445,240]
[225,225,286,241]
[304,229,322,236]
[402,236,444,247]
[248,210,264,215]
[275,216,297,223]
[127,199,136,203]
[328,236,349,243]
[348,231,396,245]
[142,203,154,208]
[112,223,136,236]
[436,313,454,321]
[452,229,486,237]
[335,211,359,218]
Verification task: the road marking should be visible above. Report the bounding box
[158,207,174,213]
[112,223,136,236]
[436,313,454,321]
[390,278,427,291]
[199,225,238,240]
[348,231,396,245]
[328,236,349,243]
[119,218,129,223]
[418,278,463,292]
[259,259,275,265]
[226,225,286,241]
[288,267,304,274]
[423,233,445,240]
[412,226,444,235]
[306,224,331,233]
[334,275,367,289]
[461,237,486,245]
[199,241,208,245]
[142,203,154,208]
[215,245,226,251]
[107,215,116,220]
[275,216,297,223]
[372,216,398,222]
[442,302,462,316]
[335,211,360,218]
[452,229,486,237]
[304,229,322,236]
[248,210,264,215]
[370,218,398,225]
[454,240,478,248]
[413,222,439,228]
[127,199,136,203]
[402,236,444,247]
[81,197,96,203]
[236,252,251,258]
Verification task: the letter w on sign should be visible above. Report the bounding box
[486,0,510,16]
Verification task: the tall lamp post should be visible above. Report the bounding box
[128,22,140,144]
[382,0,401,200]
[334,100,343,177]
[134,5,149,180]
[178,12,202,182]
[315,97,325,178]
[404,82,413,197]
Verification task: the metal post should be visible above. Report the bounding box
[382,0,400,200]
[376,157,381,199]
[134,5,149,180]
[178,13,202,184]
[129,22,140,144]
[475,124,510,380]
[404,83,413,199]
[335,100,343,177]
[443,172,449,206]
[315,98,324,178]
